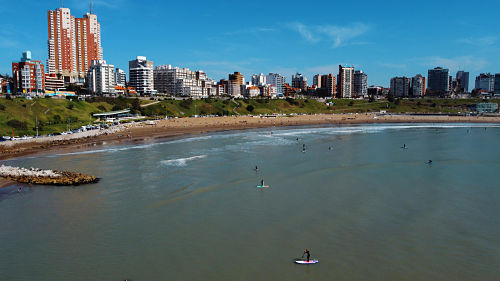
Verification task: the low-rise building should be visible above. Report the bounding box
[368,86,384,96]
[470,102,499,113]
[45,74,65,91]
[244,86,261,98]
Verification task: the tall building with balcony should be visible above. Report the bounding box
[411,74,426,97]
[321,74,336,97]
[456,71,469,93]
[75,13,103,80]
[129,56,154,95]
[228,72,244,97]
[313,74,322,88]
[475,73,495,93]
[47,7,103,81]
[87,60,115,95]
[12,51,45,94]
[291,73,308,91]
[427,67,450,95]
[115,68,127,86]
[353,70,368,97]
[338,65,354,98]
[47,8,76,80]
[266,73,286,94]
[390,77,410,97]
[154,65,215,97]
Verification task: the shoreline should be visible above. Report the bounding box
[1,113,500,161]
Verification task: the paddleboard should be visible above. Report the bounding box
[295,260,319,264]
[257,185,269,188]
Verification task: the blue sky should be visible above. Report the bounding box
[0,0,499,87]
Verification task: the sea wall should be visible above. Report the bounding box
[0,165,99,186]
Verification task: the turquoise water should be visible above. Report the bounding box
[1,124,499,281]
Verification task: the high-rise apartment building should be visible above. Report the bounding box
[411,74,426,97]
[456,71,469,93]
[338,65,354,98]
[390,77,410,97]
[75,13,103,79]
[47,7,103,81]
[320,74,336,97]
[228,72,244,97]
[114,68,127,86]
[129,56,154,95]
[87,60,115,95]
[353,70,368,97]
[427,67,450,94]
[313,74,322,88]
[291,73,308,91]
[154,65,215,97]
[267,73,286,94]
[47,8,76,79]
[475,73,495,93]
[494,74,500,96]
[12,51,45,93]
[251,73,267,86]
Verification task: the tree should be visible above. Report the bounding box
[387,94,394,103]
[246,104,255,112]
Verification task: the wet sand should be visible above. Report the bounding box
[1,113,499,161]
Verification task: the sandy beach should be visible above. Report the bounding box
[1,113,499,163]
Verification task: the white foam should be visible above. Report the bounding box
[160,155,208,167]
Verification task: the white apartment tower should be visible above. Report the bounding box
[87,60,115,95]
[251,73,267,86]
[266,73,286,94]
[115,68,127,86]
[129,56,154,95]
[353,70,368,97]
[338,65,354,98]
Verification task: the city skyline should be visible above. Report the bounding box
[0,0,499,87]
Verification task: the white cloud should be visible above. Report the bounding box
[289,22,371,48]
[289,23,317,42]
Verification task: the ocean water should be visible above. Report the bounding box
[0,123,499,281]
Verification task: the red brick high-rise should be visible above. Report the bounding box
[47,8,102,82]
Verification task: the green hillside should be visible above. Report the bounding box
[0,97,493,137]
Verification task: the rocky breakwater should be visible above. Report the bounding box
[0,165,99,186]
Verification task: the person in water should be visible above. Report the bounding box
[260,179,265,186]
[255,165,259,171]
[303,249,311,261]
[428,160,433,165]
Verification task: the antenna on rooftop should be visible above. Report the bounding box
[61,0,64,7]
[89,0,93,14]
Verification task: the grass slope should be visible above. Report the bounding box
[0,97,493,136]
